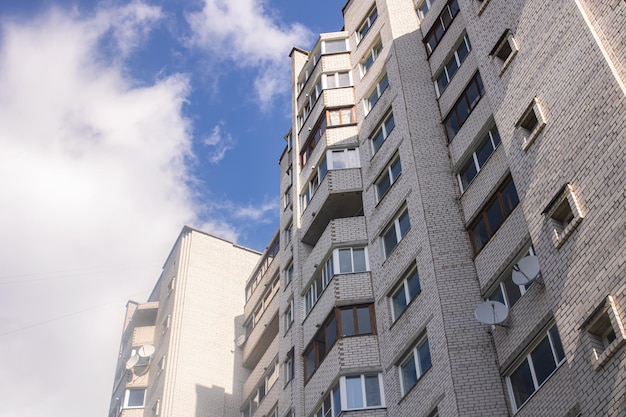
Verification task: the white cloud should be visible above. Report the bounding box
[234,200,279,222]
[203,122,236,163]
[186,0,313,105]
[0,4,219,417]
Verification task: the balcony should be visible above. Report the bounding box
[242,297,279,369]
[301,169,363,245]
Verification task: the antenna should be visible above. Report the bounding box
[512,255,542,286]
[474,300,509,327]
[234,335,246,347]
[125,355,139,370]
[138,344,155,358]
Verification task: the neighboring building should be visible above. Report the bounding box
[108,227,261,417]
[110,0,626,416]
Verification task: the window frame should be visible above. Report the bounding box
[370,109,395,154]
[381,206,411,259]
[390,263,421,322]
[360,38,383,77]
[356,6,379,44]
[490,30,519,76]
[457,124,501,193]
[468,175,519,254]
[542,183,584,249]
[123,388,146,408]
[339,373,386,410]
[443,72,485,142]
[416,0,436,20]
[364,73,389,114]
[423,0,460,56]
[375,154,402,202]
[486,245,536,309]
[434,34,472,98]
[398,336,432,396]
[505,324,566,412]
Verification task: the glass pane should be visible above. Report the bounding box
[401,356,418,394]
[549,326,566,362]
[340,108,352,124]
[392,286,407,319]
[339,248,353,273]
[437,71,449,92]
[328,110,340,126]
[449,0,460,16]
[326,74,337,89]
[377,173,391,200]
[399,210,411,236]
[325,39,346,53]
[346,376,363,409]
[531,335,557,385]
[476,136,495,167]
[326,315,337,350]
[341,308,355,336]
[446,58,459,80]
[445,113,460,139]
[365,375,382,406]
[459,159,478,191]
[391,158,402,181]
[372,128,385,152]
[305,347,316,379]
[456,96,470,124]
[383,227,398,257]
[364,54,375,72]
[353,248,367,272]
[487,285,505,305]
[407,268,421,299]
[323,395,332,417]
[332,150,347,169]
[379,74,389,93]
[486,199,504,234]
[127,389,145,407]
[470,217,488,252]
[332,386,342,417]
[457,38,470,62]
[500,180,519,214]
[491,127,502,146]
[384,113,395,135]
[357,306,372,334]
[338,72,351,87]
[347,149,359,168]
[418,339,431,373]
[509,360,535,409]
[318,158,328,181]
[503,277,522,307]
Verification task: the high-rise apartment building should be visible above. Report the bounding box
[108,227,261,417]
[109,0,626,416]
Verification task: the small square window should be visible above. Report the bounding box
[517,98,546,150]
[543,184,584,248]
[583,295,626,370]
[490,30,518,75]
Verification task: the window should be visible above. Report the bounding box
[301,148,360,211]
[300,107,356,166]
[283,298,294,333]
[416,0,436,20]
[284,262,293,287]
[399,336,431,396]
[284,223,292,247]
[157,355,165,374]
[390,263,421,321]
[313,385,342,417]
[375,154,402,202]
[357,6,378,44]
[161,314,171,335]
[360,39,383,77]
[167,276,175,294]
[304,304,376,381]
[124,388,146,408]
[486,245,537,309]
[284,348,294,386]
[246,274,280,336]
[584,295,625,369]
[506,324,565,412]
[323,38,349,54]
[341,374,385,409]
[371,110,395,153]
[517,98,547,150]
[443,72,485,142]
[242,358,279,415]
[490,30,518,75]
[457,124,501,193]
[424,0,460,56]
[543,183,583,248]
[283,186,292,210]
[364,73,389,114]
[468,175,519,253]
[382,206,411,259]
[434,34,472,97]
[286,165,292,186]
[325,71,352,89]
[152,399,161,416]
[304,248,369,315]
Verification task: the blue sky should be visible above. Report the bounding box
[0,1,342,416]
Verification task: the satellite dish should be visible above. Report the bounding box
[234,335,246,347]
[125,355,139,370]
[475,300,509,325]
[138,344,155,358]
[512,255,541,285]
